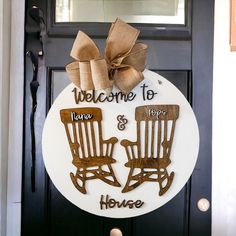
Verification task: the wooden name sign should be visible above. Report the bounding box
[42,70,199,218]
[71,111,93,121]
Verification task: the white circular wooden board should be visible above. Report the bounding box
[42,70,199,218]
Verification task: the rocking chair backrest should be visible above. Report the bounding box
[60,107,103,159]
[135,105,179,159]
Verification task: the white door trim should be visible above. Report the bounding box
[6,0,25,235]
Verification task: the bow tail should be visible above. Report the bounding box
[79,61,95,90]
[66,61,95,90]
[66,59,112,92]
[66,61,81,88]
[90,59,113,91]
[114,66,144,94]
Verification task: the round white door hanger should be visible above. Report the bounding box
[42,70,199,218]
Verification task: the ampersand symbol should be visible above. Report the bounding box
[117,115,128,131]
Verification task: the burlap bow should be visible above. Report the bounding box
[66,18,148,94]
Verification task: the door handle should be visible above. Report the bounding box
[26,6,45,192]
[26,51,39,192]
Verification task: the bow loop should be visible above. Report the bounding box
[70,31,100,61]
[105,19,139,62]
[122,43,148,72]
[66,18,148,94]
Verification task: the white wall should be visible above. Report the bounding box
[0,0,11,235]
[212,0,236,235]
[0,0,24,236]
[6,0,25,235]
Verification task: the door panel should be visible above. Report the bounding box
[23,0,213,235]
[48,183,103,236]
[42,69,191,236]
[134,191,188,236]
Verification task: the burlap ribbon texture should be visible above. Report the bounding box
[66,19,148,94]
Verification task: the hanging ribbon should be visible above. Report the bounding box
[66,18,148,94]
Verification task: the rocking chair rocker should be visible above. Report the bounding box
[60,107,121,194]
[121,105,179,196]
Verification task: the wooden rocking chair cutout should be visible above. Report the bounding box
[121,105,179,196]
[60,107,121,194]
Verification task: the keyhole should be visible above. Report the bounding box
[110,228,123,236]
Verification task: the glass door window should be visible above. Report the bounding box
[55,0,185,24]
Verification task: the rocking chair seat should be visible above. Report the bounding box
[72,157,116,168]
[124,158,171,169]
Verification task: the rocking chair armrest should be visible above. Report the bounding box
[120,139,138,148]
[103,137,118,145]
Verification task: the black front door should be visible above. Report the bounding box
[22,0,214,235]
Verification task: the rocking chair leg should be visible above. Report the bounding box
[70,172,87,194]
[122,168,143,193]
[158,171,174,196]
[99,164,121,187]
